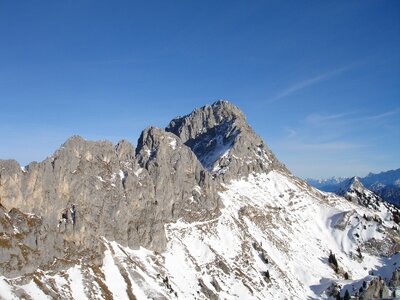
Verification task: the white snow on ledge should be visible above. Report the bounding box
[168,137,177,150]
[96,176,106,182]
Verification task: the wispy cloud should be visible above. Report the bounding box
[284,127,298,138]
[291,142,363,151]
[269,66,353,103]
[305,112,355,125]
[304,108,400,127]
[362,109,400,121]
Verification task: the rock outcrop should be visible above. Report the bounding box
[0,126,221,276]
[166,100,287,181]
[337,177,383,208]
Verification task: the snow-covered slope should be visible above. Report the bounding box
[1,171,398,299]
[336,177,400,230]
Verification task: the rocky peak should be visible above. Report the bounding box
[349,176,363,189]
[166,100,247,144]
[166,100,287,181]
[339,177,374,197]
[58,135,116,159]
[337,176,395,214]
[137,126,170,153]
[116,139,135,161]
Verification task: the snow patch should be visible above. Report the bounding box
[0,277,17,300]
[67,266,88,300]
[134,168,143,177]
[102,245,129,300]
[119,170,125,181]
[168,137,177,150]
[20,281,51,300]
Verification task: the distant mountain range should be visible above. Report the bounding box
[306,168,400,207]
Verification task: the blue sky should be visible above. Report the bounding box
[0,1,399,179]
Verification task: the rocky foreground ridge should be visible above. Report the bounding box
[0,100,399,299]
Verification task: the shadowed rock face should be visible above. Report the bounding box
[166,100,288,181]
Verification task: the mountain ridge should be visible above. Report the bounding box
[0,100,399,299]
[306,168,400,207]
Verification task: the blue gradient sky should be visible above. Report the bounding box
[0,1,399,178]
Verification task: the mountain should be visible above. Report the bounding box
[0,100,399,299]
[336,177,400,224]
[165,100,287,181]
[336,176,383,205]
[307,169,400,207]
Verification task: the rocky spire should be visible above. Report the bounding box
[166,100,288,181]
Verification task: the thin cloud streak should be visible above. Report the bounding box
[291,142,363,151]
[363,109,400,121]
[304,108,400,127]
[305,112,355,125]
[268,65,353,103]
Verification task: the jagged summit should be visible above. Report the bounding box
[166,100,287,180]
[62,134,86,144]
[59,134,116,153]
[168,100,247,132]
[337,176,389,211]
[340,176,364,192]
[338,176,374,195]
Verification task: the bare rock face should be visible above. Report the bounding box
[0,137,132,275]
[0,205,61,277]
[116,139,136,161]
[0,206,41,274]
[136,126,221,224]
[0,128,221,276]
[166,100,288,181]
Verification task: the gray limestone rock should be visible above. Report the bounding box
[166,100,288,182]
[0,205,60,277]
[0,101,295,278]
[0,125,222,276]
[136,126,221,224]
